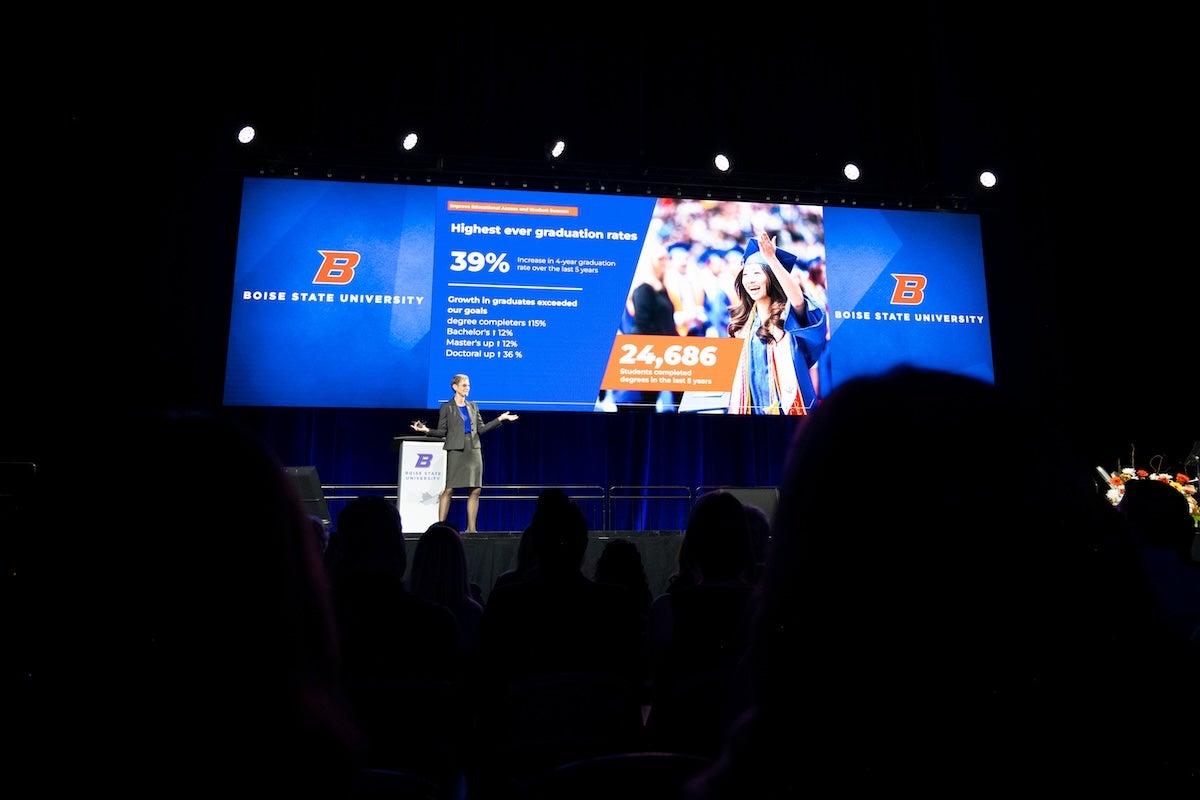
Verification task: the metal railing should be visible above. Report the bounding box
[321,483,608,531]
[320,482,776,531]
[607,485,693,533]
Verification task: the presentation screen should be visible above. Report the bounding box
[224,177,993,413]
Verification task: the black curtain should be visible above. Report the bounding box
[230,406,801,533]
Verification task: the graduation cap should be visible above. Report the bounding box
[742,236,800,270]
[666,242,692,261]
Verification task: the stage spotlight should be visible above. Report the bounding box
[843,162,861,181]
[237,125,255,144]
[979,170,997,188]
[714,153,731,172]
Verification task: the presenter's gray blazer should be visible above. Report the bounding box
[431,400,504,450]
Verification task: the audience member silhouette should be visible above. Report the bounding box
[593,536,655,696]
[1117,477,1200,643]
[54,410,365,794]
[594,536,654,617]
[645,489,757,757]
[471,497,648,794]
[648,490,756,670]
[490,487,569,595]
[324,495,464,791]
[325,496,460,683]
[474,497,646,692]
[490,525,538,596]
[742,502,772,583]
[409,521,485,662]
[685,366,1200,797]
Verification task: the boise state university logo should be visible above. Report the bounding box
[890,273,926,304]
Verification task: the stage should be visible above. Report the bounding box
[404,531,683,603]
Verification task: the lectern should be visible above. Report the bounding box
[392,436,447,533]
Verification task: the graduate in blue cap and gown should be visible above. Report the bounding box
[727,230,827,414]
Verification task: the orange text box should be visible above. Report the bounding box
[599,334,744,392]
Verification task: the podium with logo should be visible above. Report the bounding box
[392,436,446,533]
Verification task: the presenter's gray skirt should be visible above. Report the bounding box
[446,447,483,489]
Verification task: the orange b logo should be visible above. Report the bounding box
[890,273,927,305]
[313,250,361,285]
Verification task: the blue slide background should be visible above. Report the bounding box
[225,178,437,408]
[823,206,993,387]
[425,187,656,410]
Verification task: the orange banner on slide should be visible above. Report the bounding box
[599,334,744,392]
[446,200,579,217]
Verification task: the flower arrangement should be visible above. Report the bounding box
[1099,453,1200,528]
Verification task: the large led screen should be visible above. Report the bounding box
[225,178,993,413]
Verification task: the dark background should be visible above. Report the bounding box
[10,9,1196,516]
